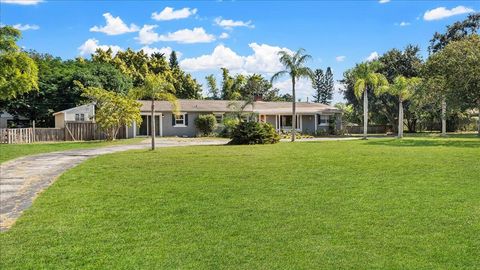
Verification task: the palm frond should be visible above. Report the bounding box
[270,70,288,83]
[354,79,366,99]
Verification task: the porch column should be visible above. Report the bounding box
[314,114,317,133]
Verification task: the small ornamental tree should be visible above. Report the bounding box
[230,122,280,145]
[195,114,217,136]
[81,84,142,141]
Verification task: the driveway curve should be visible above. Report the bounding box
[0,138,227,231]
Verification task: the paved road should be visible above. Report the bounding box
[0,138,228,231]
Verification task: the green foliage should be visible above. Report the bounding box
[131,73,177,106]
[194,114,217,136]
[205,74,219,99]
[81,85,142,141]
[0,26,38,100]
[229,121,280,145]
[169,51,178,69]
[429,13,480,54]
[312,68,333,104]
[351,61,388,99]
[219,116,240,138]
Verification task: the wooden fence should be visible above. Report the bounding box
[0,122,127,144]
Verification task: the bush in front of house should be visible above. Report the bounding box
[229,121,280,145]
[219,116,239,138]
[195,114,217,136]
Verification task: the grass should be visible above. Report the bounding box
[1,138,479,269]
[0,138,145,163]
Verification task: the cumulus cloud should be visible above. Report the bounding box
[180,43,292,74]
[152,7,197,21]
[378,0,390,3]
[0,0,42,5]
[335,56,346,62]
[78,38,122,56]
[214,17,254,29]
[423,6,475,21]
[90,13,139,35]
[366,51,379,61]
[219,32,229,39]
[272,78,313,101]
[136,25,215,44]
[140,46,182,58]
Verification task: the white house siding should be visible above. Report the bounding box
[64,105,94,122]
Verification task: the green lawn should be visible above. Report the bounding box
[0,138,144,163]
[1,138,479,269]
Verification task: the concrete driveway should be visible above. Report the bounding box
[0,138,228,231]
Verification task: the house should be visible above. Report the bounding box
[53,103,95,128]
[0,111,29,128]
[125,99,342,138]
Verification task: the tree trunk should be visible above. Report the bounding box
[363,89,368,139]
[291,77,296,142]
[151,99,155,150]
[398,100,404,138]
[441,97,446,137]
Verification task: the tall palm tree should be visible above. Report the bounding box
[271,48,313,142]
[383,76,421,138]
[131,73,177,150]
[351,61,388,139]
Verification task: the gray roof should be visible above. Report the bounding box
[138,99,341,114]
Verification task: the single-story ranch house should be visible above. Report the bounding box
[125,100,342,138]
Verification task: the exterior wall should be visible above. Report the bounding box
[301,115,316,134]
[265,115,276,128]
[54,114,65,128]
[0,117,10,128]
[64,105,95,122]
[161,111,200,137]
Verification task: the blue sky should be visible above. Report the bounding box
[1,0,478,103]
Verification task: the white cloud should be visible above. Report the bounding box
[398,21,410,26]
[78,38,122,56]
[90,13,139,35]
[180,43,292,74]
[273,78,312,101]
[136,25,215,44]
[152,7,197,21]
[366,51,379,61]
[7,24,39,31]
[335,56,346,62]
[219,32,229,39]
[423,6,475,21]
[378,0,390,3]
[140,46,182,58]
[0,0,42,5]
[180,45,244,71]
[214,17,254,29]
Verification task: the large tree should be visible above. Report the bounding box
[424,35,480,136]
[0,26,38,101]
[350,61,389,139]
[429,13,480,54]
[271,48,313,142]
[382,76,421,138]
[205,74,219,100]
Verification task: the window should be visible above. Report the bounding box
[75,113,85,121]
[173,113,187,127]
[318,115,329,126]
[214,113,223,124]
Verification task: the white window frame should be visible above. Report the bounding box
[318,115,330,126]
[174,113,187,127]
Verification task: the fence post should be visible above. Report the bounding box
[32,121,36,142]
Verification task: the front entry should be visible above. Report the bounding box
[137,115,161,136]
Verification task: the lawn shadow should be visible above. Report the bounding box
[365,138,480,148]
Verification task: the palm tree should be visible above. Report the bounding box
[383,76,421,138]
[351,61,388,139]
[271,49,313,142]
[131,73,177,150]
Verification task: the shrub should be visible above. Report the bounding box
[194,114,217,136]
[229,121,280,145]
[219,116,239,138]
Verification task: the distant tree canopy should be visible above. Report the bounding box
[0,26,38,101]
[312,67,333,104]
[429,13,480,54]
